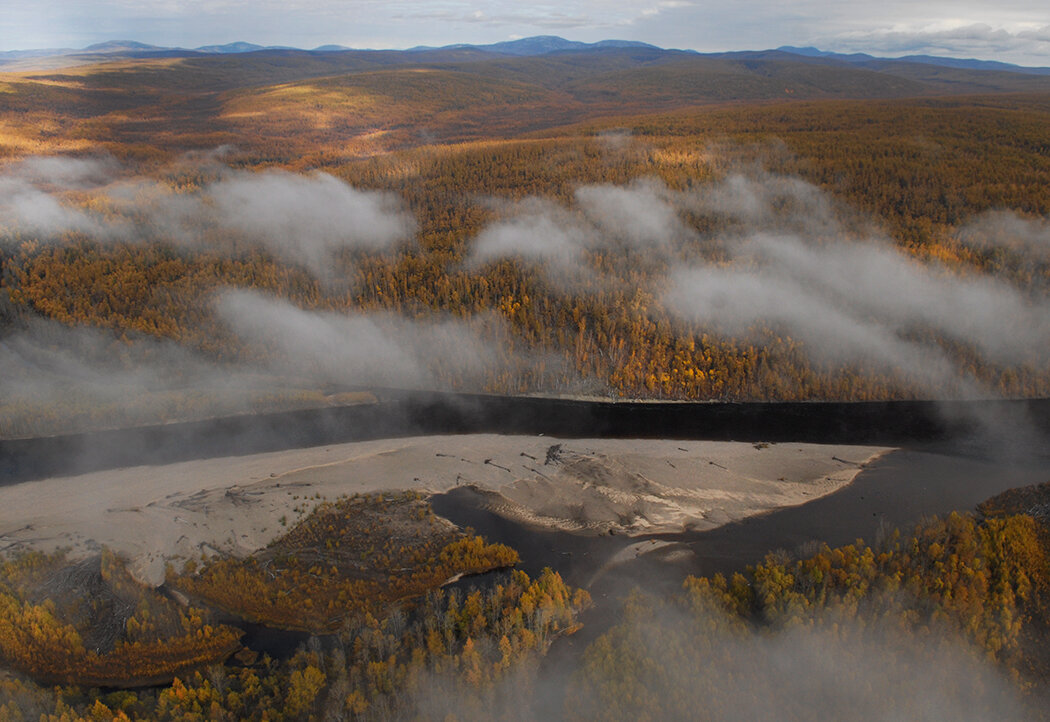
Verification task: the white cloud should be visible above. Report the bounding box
[662,174,1050,391]
[204,170,414,273]
[394,0,693,30]
[470,198,589,266]
[575,178,689,247]
[1,157,415,278]
[0,156,129,239]
[214,288,502,389]
[468,178,691,278]
[666,233,1050,377]
[12,155,120,187]
[823,22,1050,62]
[960,210,1050,261]
[469,170,1050,394]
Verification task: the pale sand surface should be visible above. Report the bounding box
[0,435,892,585]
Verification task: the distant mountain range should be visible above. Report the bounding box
[776,45,1050,76]
[408,36,661,56]
[0,36,662,62]
[2,35,1047,76]
[0,39,290,61]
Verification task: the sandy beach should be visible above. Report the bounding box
[0,435,892,585]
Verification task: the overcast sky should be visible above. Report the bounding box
[3,1,1049,66]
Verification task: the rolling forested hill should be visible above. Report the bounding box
[2,37,1050,722]
[2,40,1050,436]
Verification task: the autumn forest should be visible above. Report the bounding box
[1,39,1049,720]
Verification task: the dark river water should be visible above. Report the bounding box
[432,443,1049,718]
[3,393,1046,713]
[434,445,1049,593]
[684,446,1049,579]
[224,443,1047,715]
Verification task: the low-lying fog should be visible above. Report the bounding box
[2,147,1049,720]
[2,149,1049,441]
[0,147,1047,412]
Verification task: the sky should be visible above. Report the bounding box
[2,0,1049,66]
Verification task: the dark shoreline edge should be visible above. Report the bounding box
[3,391,1049,483]
[431,445,1050,720]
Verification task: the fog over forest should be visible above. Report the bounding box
[1,35,1050,720]
[3,152,1049,420]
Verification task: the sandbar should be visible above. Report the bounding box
[0,435,892,584]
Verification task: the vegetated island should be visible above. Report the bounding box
[0,454,1048,720]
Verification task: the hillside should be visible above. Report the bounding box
[1,42,1050,436]
[3,41,1050,154]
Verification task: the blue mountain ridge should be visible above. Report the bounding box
[1,36,1047,75]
